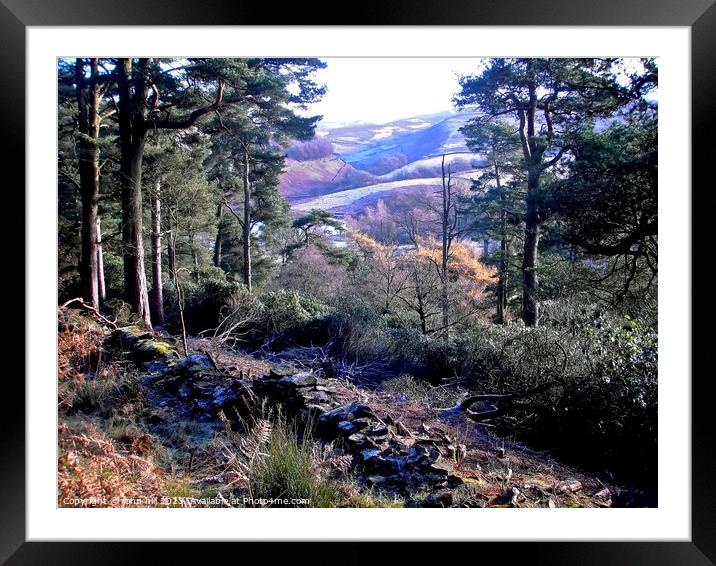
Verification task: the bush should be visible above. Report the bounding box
[321,298,462,381]
[57,312,105,382]
[270,245,347,303]
[163,276,239,334]
[327,297,657,485]
[455,301,657,486]
[260,290,325,336]
[203,287,329,348]
[58,422,198,508]
[103,298,142,327]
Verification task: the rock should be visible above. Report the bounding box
[557,480,583,494]
[281,372,328,391]
[136,351,255,422]
[349,417,371,431]
[492,489,516,506]
[174,354,214,372]
[361,448,381,461]
[134,339,175,362]
[337,421,355,433]
[395,421,413,437]
[269,365,299,378]
[107,326,177,364]
[364,424,389,437]
[302,390,333,405]
[594,488,611,499]
[283,372,322,387]
[425,490,453,507]
[250,368,465,496]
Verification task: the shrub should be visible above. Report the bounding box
[202,286,330,349]
[260,290,322,335]
[66,371,144,418]
[271,245,347,303]
[57,312,105,382]
[210,286,266,346]
[58,271,81,305]
[328,298,657,485]
[103,298,142,327]
[322,299,462,381]
[163,276,239,334]
[455,301,658,485]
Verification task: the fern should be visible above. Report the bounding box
[215,413,272,503]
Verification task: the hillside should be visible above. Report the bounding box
[281,111,483,213]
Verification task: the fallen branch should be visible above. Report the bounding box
[201,349,221,372]
[59,297,118,330]
[436,379,564,421]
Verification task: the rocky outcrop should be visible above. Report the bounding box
[106,329,258,422]
[106,326,178,364]
[253,371,465,495]
[140,353,256,422]
[120,336,466,495]
[252,369,341,418]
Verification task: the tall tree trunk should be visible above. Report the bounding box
[522,183,540,327]
[169,218,188,357]
[482,239,489,259]
[150,180,164,326]
[519,67,542,328]
[497,207,508,324]
[79,190,99,309]
[167,228,176,281]
[440,155,450,342]
[96,216,106,304]
[494,159,507,324]
[242,148,252,292]
[213,203,223,268]
[75,58,101,310]
[117,58,152,329]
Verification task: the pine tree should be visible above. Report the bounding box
[460,120,524,323]
[455,58,655,326]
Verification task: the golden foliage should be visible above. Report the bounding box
[413,236,497,284]
[348,229,496,285]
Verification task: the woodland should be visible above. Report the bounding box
[57,57,658,508]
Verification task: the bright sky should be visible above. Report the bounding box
[306,58,486,126]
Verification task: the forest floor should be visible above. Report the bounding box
[57,309,630,509]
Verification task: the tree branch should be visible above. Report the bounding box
[148,80,224,130]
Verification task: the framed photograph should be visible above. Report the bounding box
[7,0,714,562]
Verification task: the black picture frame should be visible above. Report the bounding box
[4,1,714,563]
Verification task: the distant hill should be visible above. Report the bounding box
[280,111,483,213]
